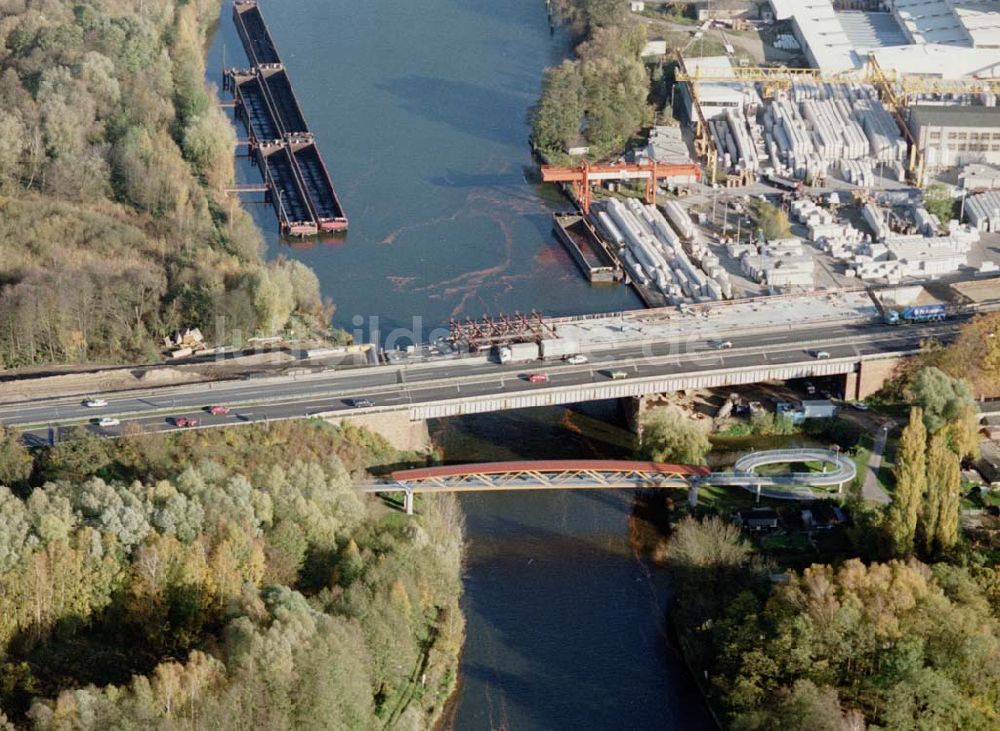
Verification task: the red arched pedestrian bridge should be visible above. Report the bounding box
[358,460,709,514]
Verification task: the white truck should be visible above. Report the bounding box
[539,338,581,361]
[495,342,540,364]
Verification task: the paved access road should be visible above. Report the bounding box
[1,318,960,445]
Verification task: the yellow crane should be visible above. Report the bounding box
[673,52,939,185]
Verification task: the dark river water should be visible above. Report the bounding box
[206,2,707,728]
[206,0,639,345]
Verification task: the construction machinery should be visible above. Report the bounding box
[539,160,702,214]
[672,52,941,185]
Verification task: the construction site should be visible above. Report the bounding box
[542,0,1000,311]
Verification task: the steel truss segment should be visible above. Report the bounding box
[385,465,700,494]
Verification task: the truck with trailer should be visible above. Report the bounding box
[494,342,541,364]
[539,339,581,361]
[765,173,804,197]
[883,304,947,325]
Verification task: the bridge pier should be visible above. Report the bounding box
[403,488,414,516]
[856,357,902,400]
[688,480,699,508]
[328,411,431,453]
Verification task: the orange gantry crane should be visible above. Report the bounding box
[540,160,702,214]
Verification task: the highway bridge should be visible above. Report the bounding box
[0,317,957,447]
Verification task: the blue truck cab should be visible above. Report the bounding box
[884,304,947,325]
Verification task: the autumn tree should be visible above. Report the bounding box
[40,426,111,482]
[755,200,792,241]
[888,407,927,556]
[531,61,584,153]
[922,182,956,223]
[639,406,711,464]
[921,430,960,556]
[909,367,976,434]
[720,560,1000,730]
[939,312,1000,397]
[0,426,32,486]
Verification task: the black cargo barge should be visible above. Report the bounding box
[228,1,348,234]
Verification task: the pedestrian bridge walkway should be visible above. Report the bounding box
[701,448,856,501]
[358,459,708,513]
[358,452,857,513]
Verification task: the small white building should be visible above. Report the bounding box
[679,56,759,121]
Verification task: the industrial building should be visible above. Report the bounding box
[768,0,1000,76]
[909,105,1000,170]
[678,56,760,121]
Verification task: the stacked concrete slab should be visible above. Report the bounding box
[912,207,941,236]
[863,203,891,243]
[710,109,761,175]
[754,83,907,184]
[965,190,1000,231]
[591,199,732,303]
[822,229,979,283]
[741,237,816,288]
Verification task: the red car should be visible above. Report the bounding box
[174,417,199,428]
[527,373,549,383]
[207,405,230,415]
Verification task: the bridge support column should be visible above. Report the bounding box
[755,483,762,504]
[857,357,902,401]
[403,488,414,516]
[328,412,431,453]
[688,480,699,508]
[843,371,860,402]
[623,395,645,433]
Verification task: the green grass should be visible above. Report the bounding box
[963,487,1000,510]
[717,422,753,437]
[696,482,776,513]
[754,460,828,475]
[850,431,896,496]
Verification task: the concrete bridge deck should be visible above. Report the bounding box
[2,317,957,448]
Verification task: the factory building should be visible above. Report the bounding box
[889,0,1000,48]
[678,56,759,121]
[909,105,1000,170]
[769,0,1000,76]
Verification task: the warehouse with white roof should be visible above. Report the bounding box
[768,0,1000,76]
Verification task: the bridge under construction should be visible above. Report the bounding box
[226,1,348,235]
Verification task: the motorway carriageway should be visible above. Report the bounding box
[2,319,958,443]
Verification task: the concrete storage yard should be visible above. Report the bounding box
[588,197,734,307]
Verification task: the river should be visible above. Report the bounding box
[206,2,709,728]
[206,0,639,346]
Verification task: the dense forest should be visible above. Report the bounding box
[0,420,464,728]
[668,517,999,730]
[0,0,328,368]
[531,0,652,160]
[666,313,1000,729]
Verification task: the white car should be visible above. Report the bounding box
[814,350,830,359]
[84,398,108,408]
[717,341,733,350]
[98,417,120,427]
[851,401,870,411]
[565,354,588,365]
